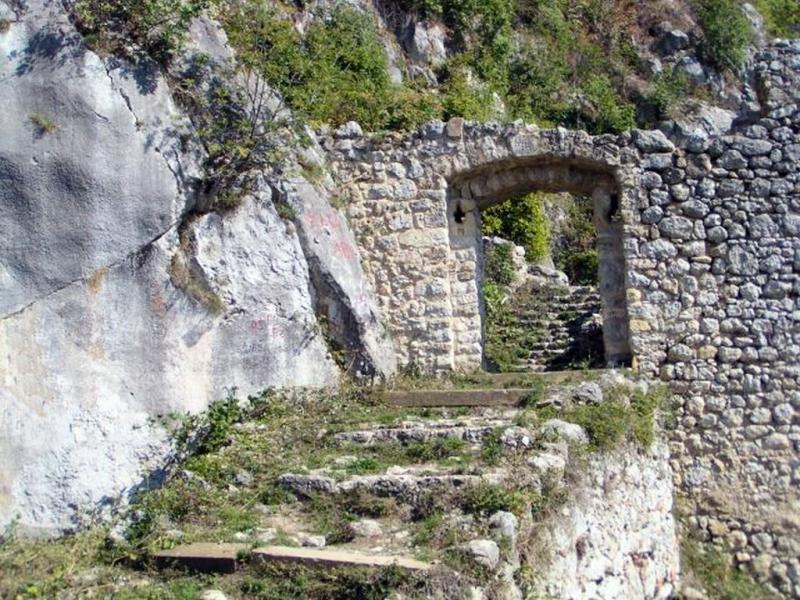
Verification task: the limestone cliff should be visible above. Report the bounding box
[0,0,394,534]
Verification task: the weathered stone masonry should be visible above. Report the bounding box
[326,41,800,595]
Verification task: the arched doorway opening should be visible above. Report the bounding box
[447,159,632,372]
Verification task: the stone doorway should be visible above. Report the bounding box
[447,161,633,372]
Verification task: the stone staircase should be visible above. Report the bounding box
[509,283,603,372]
[152,384,590,597]
[150,375,678,599]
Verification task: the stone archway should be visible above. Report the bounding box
[328,123,651,373]
[446,159,632,370]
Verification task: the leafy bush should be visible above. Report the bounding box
[439,60,497,121]
[462,483,528,515]
[482,194,552,263]
[484,242,516,287]
[554,198,598,285]
[754,0,800,38]
[398,0,515,91]
[561,249,599,286]
[696,0,753,71]
[643,70,692,122]
[579,74,636,134]
[73,0,209,62]
[222,5,439,131]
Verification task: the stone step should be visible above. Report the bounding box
[253,546,431,572]
[154,542,248,573]
[384,388,532,408]
[277,466,505,499]
[335,422,505,445]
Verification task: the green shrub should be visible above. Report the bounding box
[462,483,528,515]
[696,0,753,71]
[567,400,628,451]
[73,0,209,62]
[682,538,780,600]
[439,60,496,121]
[484,242,516,287]
[643,70,692,122]
[482,193,552,263]
[754,0,800,38]
[579,74,636,134]
[222,5,439,131]
[561,249,599,286]
[554,198,598,285]
[399,0,515,91]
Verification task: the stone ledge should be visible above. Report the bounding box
[252,546,431,571]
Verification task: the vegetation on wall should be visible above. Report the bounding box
[695,0,753,71]
[221,4,439,131]
[73,0,210,62]
[753,0,800,38]
[681,536,781,600]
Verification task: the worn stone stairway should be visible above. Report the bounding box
[153,382,584,594]
[510,283,603,372]
[152,374,678,599]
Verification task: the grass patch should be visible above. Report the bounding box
[696,0,753,71]
[29,113,58,134]
[243,561,417,600]
[462,483,529,516]
[681,537,780,600]
[754,0,800,38]
[536,383,670,452]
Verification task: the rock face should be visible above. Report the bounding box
[0,0,202,317]
[0,1,392,535]
[536,443,679,600]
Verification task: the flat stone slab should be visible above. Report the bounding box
[154,543,248,573]
[384,389,533,407]
[253,545,431,571]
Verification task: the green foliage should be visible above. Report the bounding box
[483,242,516,287]
[399,0,515,91]
[479,429,505,465]
[275,202,296,221]
[554,198,598,286]
[439,60,497,121]
[643,70,692,122]
[507,0,637,133]
[243,562,413,600]
[563,399,628,451]
[73,0,209,62]
[754,0,800,38]
[553,384,669,451]
[28,113,57,134]
[579,74,636,134]
[482,282,546,372]
[696,0,753,71]
[222,5,439,131]
[561,249,599,286]
[405,436,466,462]
[682,538,780,600]
[462,483,528,516]
[482,193,552,263]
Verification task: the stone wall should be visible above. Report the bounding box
[326,41,800,593]
[536,442,679,600]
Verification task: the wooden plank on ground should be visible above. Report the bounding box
[154,543,248,574]
[253,546,431,571]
